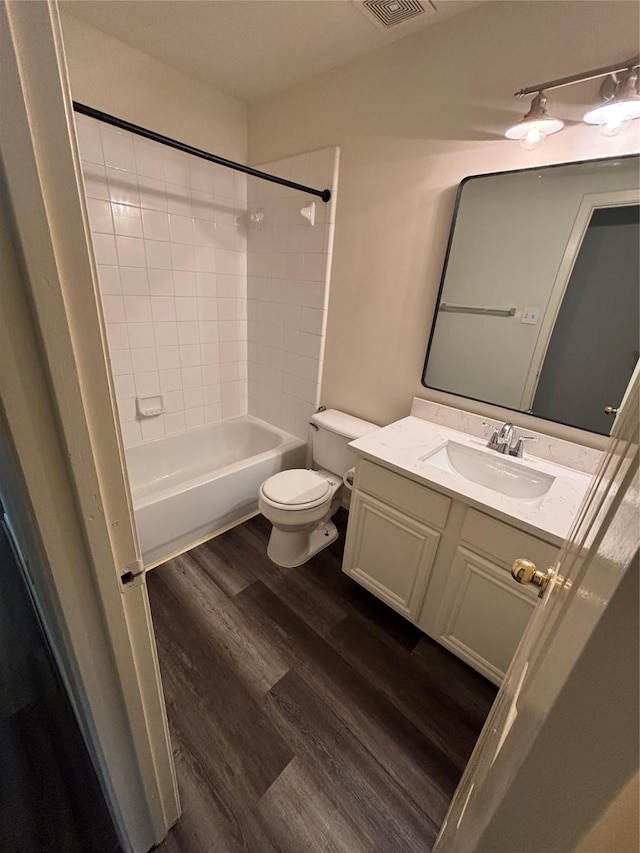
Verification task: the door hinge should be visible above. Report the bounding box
[120,559,145,591]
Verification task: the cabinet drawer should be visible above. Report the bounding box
[357,459,450,528]
[461,508,558,570]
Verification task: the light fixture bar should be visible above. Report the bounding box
[514,55,640,97]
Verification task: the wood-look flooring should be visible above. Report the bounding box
[147,511,497,853]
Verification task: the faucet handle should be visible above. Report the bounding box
[482,422,500,449]
[512,435,539,458]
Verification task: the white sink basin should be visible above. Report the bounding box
[422,441,555,500]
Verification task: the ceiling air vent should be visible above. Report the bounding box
[360,0,434,29]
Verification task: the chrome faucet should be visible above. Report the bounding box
[483,422,539,458]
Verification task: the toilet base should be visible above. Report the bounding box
[266,519,338,568]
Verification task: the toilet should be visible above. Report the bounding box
[258,409,378,567]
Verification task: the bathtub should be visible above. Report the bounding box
[126,416,307,567]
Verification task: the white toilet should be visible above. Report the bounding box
[258,409,378,567]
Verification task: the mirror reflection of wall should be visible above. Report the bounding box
[422,156,640,435]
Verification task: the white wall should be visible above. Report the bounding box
[61,14,247,161]
[248,0,640,444]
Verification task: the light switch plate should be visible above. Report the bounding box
[521,307,540,325]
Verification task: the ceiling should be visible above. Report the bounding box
[60,0,482,103]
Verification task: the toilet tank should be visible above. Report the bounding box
[310,409,378,475]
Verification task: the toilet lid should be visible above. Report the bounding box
[262,469,330,506]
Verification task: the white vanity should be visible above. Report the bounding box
[342,400,598,685]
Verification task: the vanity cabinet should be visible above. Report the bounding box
[343,459,559,685]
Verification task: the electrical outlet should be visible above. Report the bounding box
[521,307,540,325]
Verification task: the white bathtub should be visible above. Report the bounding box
[126,416,307,567]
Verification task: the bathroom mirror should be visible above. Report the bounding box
[422,155,639,435]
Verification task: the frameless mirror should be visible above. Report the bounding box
[422,156,639,435]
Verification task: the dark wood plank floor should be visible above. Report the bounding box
[147,511,497,853]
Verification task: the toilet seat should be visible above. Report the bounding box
[261,469,331,509]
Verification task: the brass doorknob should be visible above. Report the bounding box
[512,558,552,598]
[604,406,619,415]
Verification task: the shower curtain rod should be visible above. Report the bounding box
[72,102,332,203]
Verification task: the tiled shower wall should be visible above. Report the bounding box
[77,114,247,447]
[246,148,339,439]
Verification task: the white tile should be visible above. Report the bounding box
[201,342,220,364]
[116,236,146,267]
[102,294,126,323]
[141,416,165,442]
[117,398,136,424]
[159,369,182,392]
[148,268,174,296]
[124,295,152,323]
[189,159,214,193]
[110,349,132,376]
[164,412,186,435]
[167,184,192,216]
[196,272,217,297]
[164,150,190,186]
[195,246,216,273]
[114,374,135,400]
[204,383,221,403]
[220,341,242,362]
[131,347,158,374]
[121,422,142,447]
[145,239,172,270]
[300,307,323,335]
[97,265,121,294]
[128,322,156,349]
[204,403,223,424]
[222,399,242,419]
[176,297,198,322]
[169,214,194,245]
[106,323,129,350]
[81,161,110,200]
[185,408,205,429]
[213,164,235,199]
[215,224,237,252]
[221,361,240,382]
[202,364,222,384]
[163,390,184,412]
[76,120,104,164]
[106,167,140,206]
[304,223,327,254]
[179,344,200,367]
[218,298,238,320]
[218,274,241,298]
[177,321,200,345]
[298,332,321,359]
[153,321,179,347]
[181,366,202,388]
[197,298,217,321]
[173,270,197,296]
[134,137,165,180]
[171,243,195,271]
[112,203,143,238]
[120,267,149,295]
[151,296,176,322]
[302,253,324,282]
[101,128,136,172]
[193,219,216,247]
[216,249,236,275]
[199,321,219,343]
[139,177,167,212]
[87,198,114,233]
[285,253,304,280]
[192,190,216,221]
[135,371,160,396]
[218,320,238,342]
[183,386,204,409]
[92,233,118,265]
[142,208,170,241]
[157,346,180,370]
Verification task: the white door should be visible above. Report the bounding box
[1,3,179,850]
[434,373,639,851]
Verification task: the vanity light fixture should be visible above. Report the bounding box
[583,67,640,136]
[505,92,564,150]
[507,55,640,148]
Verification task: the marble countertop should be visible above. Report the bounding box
[349,416,594,545]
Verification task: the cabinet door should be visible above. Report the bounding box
[342,492,441,621]
[434,547,537,685]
